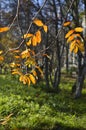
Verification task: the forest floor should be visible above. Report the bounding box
[0,74,86,130]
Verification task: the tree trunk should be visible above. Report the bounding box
[45,32,50,88]
[52,0,61,89]
[74,65,85,98]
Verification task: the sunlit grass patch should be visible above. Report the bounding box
[0,74,86,130]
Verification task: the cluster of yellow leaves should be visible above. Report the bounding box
[23,19,48,46]
[12,65,43,86]
[24,31,41,46]
[10,62,21,68]
[9,19,46,86]
[19,69,40,85]
[64,22,84,54]
[11,65,37,86]
[33,19,48,32]
[10,47,43,86]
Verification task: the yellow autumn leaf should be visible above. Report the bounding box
[12,50,20,53]
[29,74,36,84]
[75,27,83,32]
[65,30,75,38]
[21,49,30,59]
[23,33,33,39]
[0,56,4,61]
[76,39,81,44]
[32,35,37,46]
[63,21,71,27]
[32,70,37,77]
[73,46,78,54]
[19,75,28,84]
[12,71,21,75]
[43,25,48,33]
[79,44,84,52]
[67,34,75,43]
[33,19,44,26]
[76,42,84,52]
[16,63,21,67]
[14,55,20,59]
[10,62,16,68]
[35,30,41,43]
[19,75,23,82]
[26,39,32,46]
[75,34,82,39]
[0,27,9,33]
[70,40,76,52]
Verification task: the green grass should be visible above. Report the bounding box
[0,74,86,130]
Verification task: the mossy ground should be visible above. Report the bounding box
[0,74,86,130]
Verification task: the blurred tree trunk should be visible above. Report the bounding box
[45,31,50,88]
[52,0,61,89]
[72,0,86,98]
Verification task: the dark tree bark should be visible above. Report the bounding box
[73,0,86,98]
[52,0,61,89]
[45,32,50,88]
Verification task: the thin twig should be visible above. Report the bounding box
[9,0,20,29]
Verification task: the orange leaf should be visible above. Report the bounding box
[76,41,84,52]
[21,49,30,59]
[75,34,82,39]
[12,50,20,53]
[65,30,75,38]
[33,19,44,26]
[32,35,37,46]
[19,75,28,84]
[76,39,81,44]
[0,56,4,61]
[14,55,20,59]
[23,33,33,39]
[63,21,71,27]
[70,40,76,52]
[19,75,23,82]
[67,34,75,43]
[75,27,83,32]
[29,74,36,84]
[12,71,21,75]
[0,27,9,33]
[32,70,37,77]
[10,62,16,68]
[79,44,84,52]
[43,25,48,32]
[35,30,41,43]
[73,46,78,54]
[26,39,32,46]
